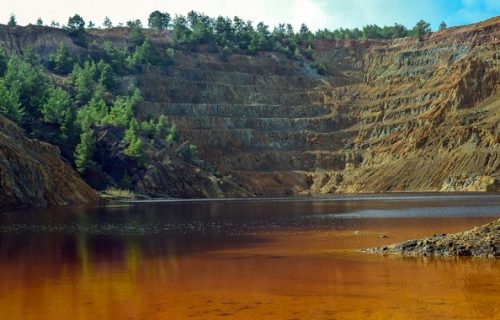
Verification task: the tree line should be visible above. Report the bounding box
[6,12,447,54]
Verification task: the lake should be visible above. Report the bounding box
[1,193,499,319]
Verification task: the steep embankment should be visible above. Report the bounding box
[0,115,97,210]
[0,18,498,198]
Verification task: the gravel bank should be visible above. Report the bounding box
[367,218,500,258]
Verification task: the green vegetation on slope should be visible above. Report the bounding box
[0,15,180,189]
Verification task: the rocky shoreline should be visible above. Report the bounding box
[366,218,500,258]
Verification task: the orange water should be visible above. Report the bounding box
[1,217,499,319]
[1,195,500,319]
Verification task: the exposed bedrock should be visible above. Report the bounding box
[135,18,499,195]
[0,115,97,211]
[0,18,498,197]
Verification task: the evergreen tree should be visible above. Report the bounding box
[70,60,98,104]
[0,79,23,123]
[123,118,144,160]
[76,98,108,129]
[392,23,408,38]
[413,20,431,37]
[7,14,16,27]
[4,54,47,119]
[363,24,382,39]
[22,45,41,66]
[103,16,113,29]
[166,123,177,142]
[172,15,191,44]
[36,18,43,26]
[298,23,313,42]
[127,20,145,46]
[66,14,86,46]
[439,21,447,31]
[103,96,133,127]
[0,47,7,76]
[75,127,96,173]
[47,43,74,74]
[40,86,74,137]
[102,41,128,72]
[96,60,115,89]
[214,16,234,46]
[148,11,171,30]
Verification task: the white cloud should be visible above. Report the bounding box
[2,0,296,28]
[290,0,330,31]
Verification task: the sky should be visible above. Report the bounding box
[2,0,499,31]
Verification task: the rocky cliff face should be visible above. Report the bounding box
[136,18,499,195]
[0,18,498,197]
[0,115,97,210]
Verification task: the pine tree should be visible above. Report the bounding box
[7,14,16,27]
[0,79,23,123]
[148,11,171,31]
[40,86,74,136]
[123,118,144,160]
[48,43,74,74]
[75,127,96,173]
[413,20,431,37]
[103,16,112,28]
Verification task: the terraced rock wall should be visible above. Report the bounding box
[136,18,499,195]
[0,18,498,197]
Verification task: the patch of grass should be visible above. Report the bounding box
[100,187,136,200]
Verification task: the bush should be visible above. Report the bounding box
[314,62,327,75]
[166,123,177,143]
[165,48,175,65]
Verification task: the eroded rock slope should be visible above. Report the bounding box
[0,115,97,210]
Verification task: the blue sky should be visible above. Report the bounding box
[2,0,499,31]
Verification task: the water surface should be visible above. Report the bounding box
[1,193,499,319]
